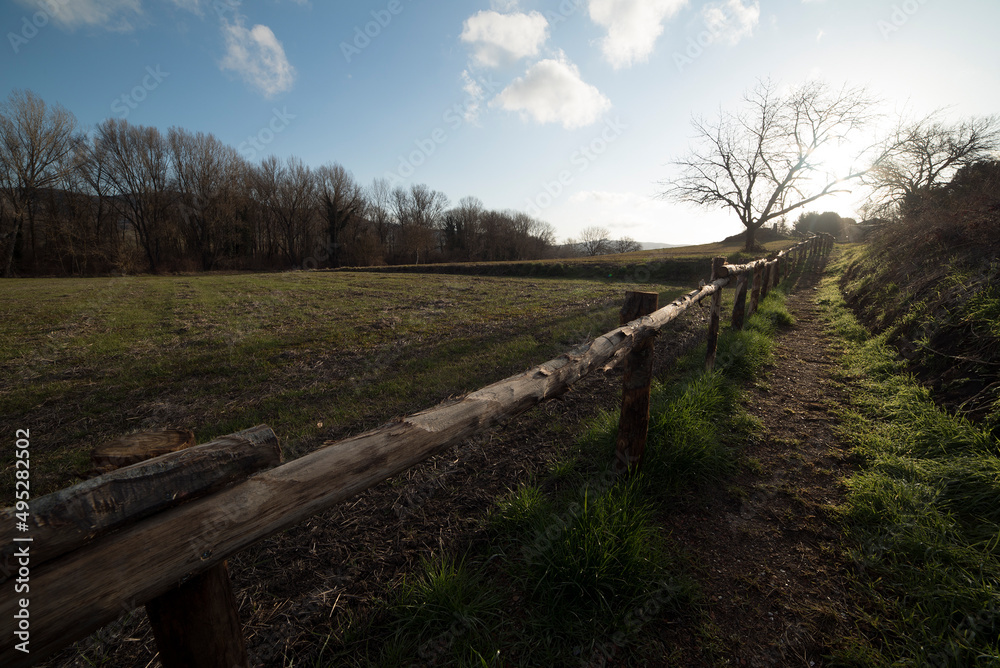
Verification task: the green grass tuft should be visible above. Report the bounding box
[379,556,504,667]
[489,485,551,535]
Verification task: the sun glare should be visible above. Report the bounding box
[813,141,863,179]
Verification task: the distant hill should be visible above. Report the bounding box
[639,242,686,250]
[720,227,794,245]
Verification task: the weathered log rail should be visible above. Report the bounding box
[0,234,834,667]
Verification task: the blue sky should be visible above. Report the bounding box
[2,0,998,245]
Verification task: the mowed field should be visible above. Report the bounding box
[0,270,689,505]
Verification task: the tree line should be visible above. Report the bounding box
[0,89,562,277]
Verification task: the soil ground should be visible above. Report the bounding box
[39,256,863,667]
[656,255,862,666]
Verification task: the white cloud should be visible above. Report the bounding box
[13,0,144,32]
[460,70,485,124]
[588,0,688,69]
[460,10,549,68]
[702,0,760,45]
[491,53,611,130]
[220,17,296,98]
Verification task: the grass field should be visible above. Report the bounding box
[0,270,690,506]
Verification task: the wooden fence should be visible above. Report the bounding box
[0,234,834,667]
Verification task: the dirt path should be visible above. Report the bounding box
[659,256,860,666]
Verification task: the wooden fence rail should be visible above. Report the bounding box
[0,234,833,667]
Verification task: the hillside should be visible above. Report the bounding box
[838,161,1000,434]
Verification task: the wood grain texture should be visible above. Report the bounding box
[91,429,196,470]
[731,273,749,331]
[614,291,659,474]
[705,258,726,372]
[0,426,279,578]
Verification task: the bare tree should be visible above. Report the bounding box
[315,163,363,268]
[248,155,282,264]
[579,225,611,256]
[393,183,447,263]
[863,112,1000,216]
[74,135,124,272]
[527,216,556,258]
[96,118,174,273]
[443,196,484,260]
[168,127,242,270]
[0,89,79,276]
[365,177,393,259]
[612,236,642,254]
[274,157,317,266]
[662,79,878,250]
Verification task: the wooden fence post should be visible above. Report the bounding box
[705,257,726,372]
[614,291,659,475]
[90,430,258,668]
[146,561,249,668]
[731,272,749,330]
[760,261,772,301]
[748,262,763,318]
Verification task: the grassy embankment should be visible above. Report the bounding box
[0,271,689,506]
[818,246,1000,666]
[320,277,800,666]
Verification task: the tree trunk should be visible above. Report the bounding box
[1,214,20,278]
